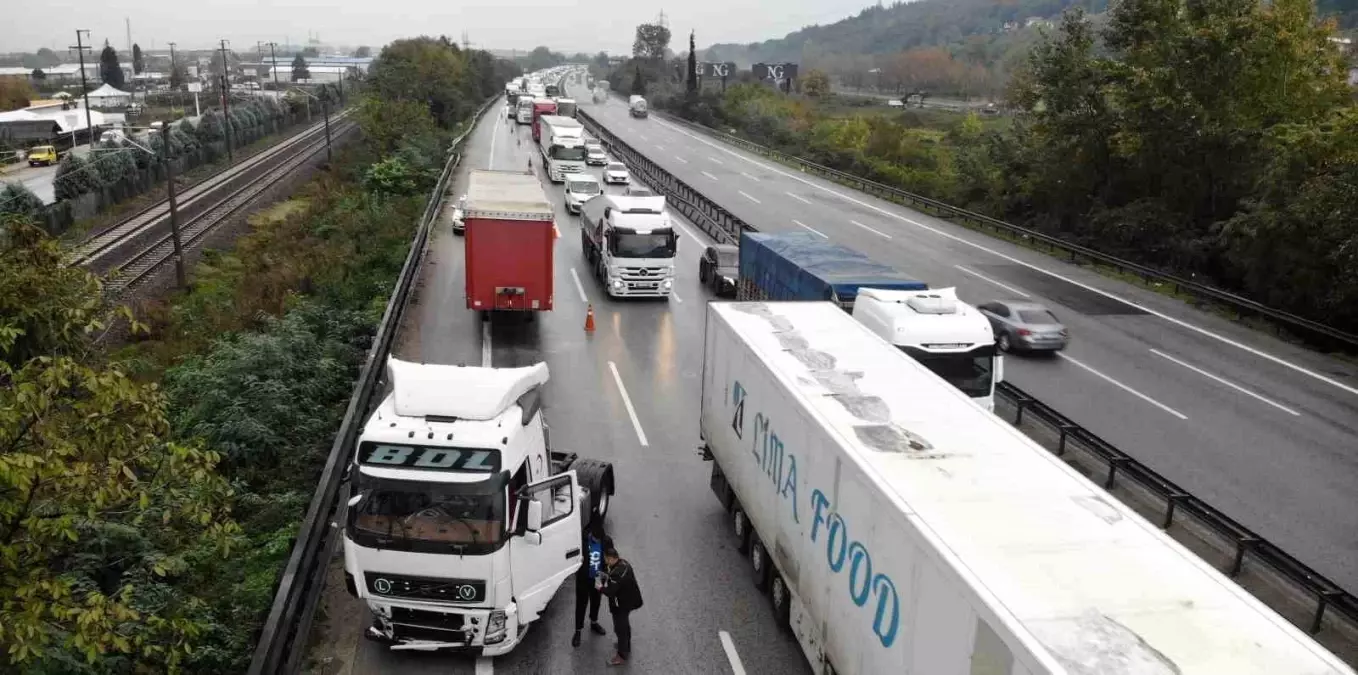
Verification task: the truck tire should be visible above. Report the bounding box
[750,535,771,592]
[731,506,751,554]
[568,457,615,522]
[769,572,792,631]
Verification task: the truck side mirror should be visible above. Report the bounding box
[526,499,544,532]
[994,355,1005,384]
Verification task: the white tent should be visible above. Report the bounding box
[85,83,131,107]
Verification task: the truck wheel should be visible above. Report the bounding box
[732,507,751,554]
[770,573,792,630]
[568,458,615,522]
[750,536,771,592]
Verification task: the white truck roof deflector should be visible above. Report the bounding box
[387,358,550,420]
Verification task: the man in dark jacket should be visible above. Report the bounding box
[598,546,642,666]
[573,520,611,647]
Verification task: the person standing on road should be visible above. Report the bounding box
[598,546,643,666]
[573,521,611,647]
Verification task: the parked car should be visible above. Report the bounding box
[699,244,740,297]
[450,195,467,235]
[603,162,630,185]
[26,145,58,167]
[977,300,1069,352]
[564,174,601,215]
[585,143,608,166]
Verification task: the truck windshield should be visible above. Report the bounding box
[349,476,507,555]
[551,145,587,161]
[908,351,994,399]
[611,232,677,258]
[568,180,600,195]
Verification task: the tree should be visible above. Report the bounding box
[801,68,831,97]
[132,43,145,75]
[53,153,101,201]
[301,46,320,57]
[633,23,672,60]
[0,215,236,671]
[196,109,225,142]
[526,46,561,72]
[687,31,698,94]
[30,68,45,82]
[631,67,646,95]
[92,143,135,185]
[0,182,44,218]
[99,41,125,88]
[35,47,58,65]
[169,61,187,88]
[353,45,372,58]
[291,54,310,82]
[0,78,34,111]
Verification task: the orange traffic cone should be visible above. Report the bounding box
[584,303,596,333]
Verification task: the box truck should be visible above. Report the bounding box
[463,170,555,314]
[344,358,615,654]
[536,115,587,182]
[738,231,1002,410]
[699,301,1354,675]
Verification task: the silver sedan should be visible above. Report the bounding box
[977,301,1069,352]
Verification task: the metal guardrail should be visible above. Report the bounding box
[246,95,499,675]
[619,102,1358,351]
[581,99,1358,658]
[995,381,1358,644]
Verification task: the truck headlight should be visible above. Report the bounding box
[485,610,508,644]
[611,279,624,290]
[661,278,673,290]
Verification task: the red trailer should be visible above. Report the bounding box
[530,98,558,142]
[463,170,555,314]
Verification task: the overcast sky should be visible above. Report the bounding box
[2,0,868,56]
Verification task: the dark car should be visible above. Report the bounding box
[698,244,739,297]
[977,301,1069,353]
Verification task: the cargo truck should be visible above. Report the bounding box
[463,170,555,314]
[699,301,1356,675]
[738,231,1001,410]
[515,97,534,125]
[579,193,676,297]
[555,98,577,118]
[530,98,557,141]
[537,115,587,182]
[344,358,615,654]
[628,95,648,118]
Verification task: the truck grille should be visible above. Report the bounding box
[390,606,465,631]
[618,267,669,281]
[365,572,486,603]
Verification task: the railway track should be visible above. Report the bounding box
[70,110,353,272]
[99,119,357,298]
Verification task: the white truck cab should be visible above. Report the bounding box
[579,194,677,298]
[343,359,614,655]
[851,287,1002,411]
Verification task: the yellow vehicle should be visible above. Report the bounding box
[27,145,58,167]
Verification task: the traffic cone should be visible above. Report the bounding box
[585,304,596,333]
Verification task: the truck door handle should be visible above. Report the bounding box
[566,548,581,560]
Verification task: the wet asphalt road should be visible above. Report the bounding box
[325,103,812,675]
[577,94,1358,592]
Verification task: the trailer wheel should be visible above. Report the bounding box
[732,507,751,554]
[769,572,792,631]
[750,536,771,592]
[568,458,615,522]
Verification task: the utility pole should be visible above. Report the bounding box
[321,93,333,164]
[219,39,233,164]
[159,127,187,288]
[69,30,94,151]
[169,41,178,119]
[268,42,281,91]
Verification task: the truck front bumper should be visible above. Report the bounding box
[606,279,672,297]
[363,600,523,656]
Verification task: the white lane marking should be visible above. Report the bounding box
[739,190,761,204]
[640,134,650,141]
[709,156,724,165]
[786,191,812,204]
[1150,349,1301,416]
[1057,353,1188,420]
[671,291,683,303]
[793,219,828,238]
[481,321,492,367]
[850,219,892,239]
[674,155,689,164]
[655,116,1358,399]
[475,657,493,675]
[718,631,747,675]
[569,268,589,302]
[740,171,761,182]
[489,115,499,170]
[701,171,719,181]
[655,144,666,151]
[955,265,1030,298]
[609,361,650,446]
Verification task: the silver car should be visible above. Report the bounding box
[603,162,630,185]
[977,301,1069,352]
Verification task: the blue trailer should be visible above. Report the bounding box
[737,231,926,311]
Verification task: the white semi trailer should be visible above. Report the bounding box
[699,301,1353,675]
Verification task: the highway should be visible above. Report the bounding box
[579,94,1358,593]
[313,101,812,675]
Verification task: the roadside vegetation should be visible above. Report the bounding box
[0,35,517,673]
[610,0,1358,336]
